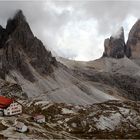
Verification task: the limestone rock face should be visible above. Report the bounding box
[126,19,140,58]
[0,10,57,81]
[103,27,126,58]
[0,25,7,48]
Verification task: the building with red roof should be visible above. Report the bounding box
[0,96,13,109]
[0,96,22,116]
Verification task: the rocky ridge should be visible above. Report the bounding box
[103,27,126,58]
[0,10,57,82]
[126,19,140,58]
[103,20,140,59]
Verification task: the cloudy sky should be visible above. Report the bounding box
[0,0,139,61]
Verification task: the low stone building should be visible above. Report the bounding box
[14,121,28,133]
[33,114,45,123]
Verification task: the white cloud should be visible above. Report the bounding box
[0,1,139,61]
[122,15,137,41]
[37,1,140,61]
[54,18,104,61]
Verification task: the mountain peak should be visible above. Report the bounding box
[0,10,57,82]
[103,26,125,58]
[126,19,140,58]
[13,10,25,21]
[6,9,33,37]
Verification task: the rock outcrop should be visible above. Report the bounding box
[103,20,140,59]
[126,19,140,58]
[0,10,57,82]
[103,27,126,58]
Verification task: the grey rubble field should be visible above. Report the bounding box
[0,100,140,139]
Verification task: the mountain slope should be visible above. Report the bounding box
[0,10,121,105]
[0,10,140,105]
[59,56,140,101]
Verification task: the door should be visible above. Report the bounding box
[0,110,4,116]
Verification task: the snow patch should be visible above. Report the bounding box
[61,108,75,114]
[118,107,130,116]
[96,113,122,130]
[35,101,50,106]
[42,103,53,110]
[71,123,77,128]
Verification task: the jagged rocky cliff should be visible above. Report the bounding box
[126,19,140,58]
[103,20,140,59]
[0,10,57,82]
[103,27,126,58]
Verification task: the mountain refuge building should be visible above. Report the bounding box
[0,96,22,116]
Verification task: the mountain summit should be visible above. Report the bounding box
[103,27,126,58]
[103,19,140,59]
[0,10,57,82]
[126,19,140,58]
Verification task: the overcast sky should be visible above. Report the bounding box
[0,0,139,61]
